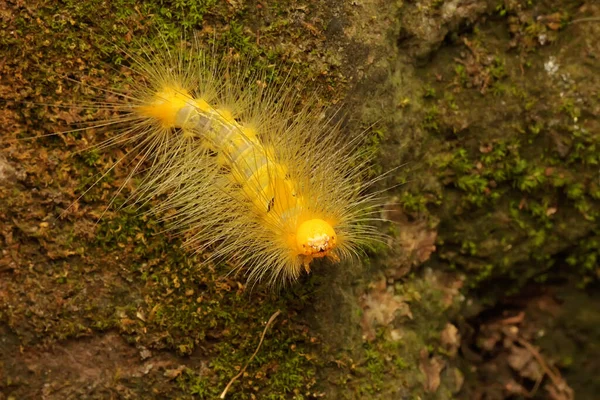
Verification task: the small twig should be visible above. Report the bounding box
[219,310,281,399]
[500,311,525,326]
[505,330,567,395]
[527,373,544,398]
[513,336,562,389]
[570,17,600,24]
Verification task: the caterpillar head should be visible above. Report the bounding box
[296,218,338,272]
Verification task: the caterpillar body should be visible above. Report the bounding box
[60,39,384,287]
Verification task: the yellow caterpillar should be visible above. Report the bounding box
[63,38,385,286]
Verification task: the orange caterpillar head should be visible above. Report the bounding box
[295,219,339,272]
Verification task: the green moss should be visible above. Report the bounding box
[399,192,430,213]
[423,85,437,99]
[391,0,600,294]
[322,271,460,398]
[422,106,440,132]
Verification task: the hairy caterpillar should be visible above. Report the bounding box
[55,37,385,287]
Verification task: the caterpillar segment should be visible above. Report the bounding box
[137,85,340,273]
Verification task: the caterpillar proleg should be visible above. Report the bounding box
[58,37,385,287]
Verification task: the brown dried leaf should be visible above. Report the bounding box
[449,367,464,394]
[547,22,561,31]
[541,12,563,23]
[46,249,77,260]
[507,346,543,381]
[419,349,445,393]
[384,204,438,274]
[164,365,186,380]
[478,330,502,352]
[0,155,17,183]
[479,143,493,153]
[546,382,575,400]
[360,278,412,341]
[546,207,557,216]
[504,379,530,396]
[440,323,461,357]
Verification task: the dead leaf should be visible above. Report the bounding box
[449,367,464,394]
[507,346,543,381]
[360,278,412,341]
[419,349,445,393]
[0,155,19,183]
[440,323,461,357]
[46,249,77,260]
[546,382,575,400]
[139,347,152,360]
[384,203,438,274]
[479,143,493,153]
[164,365,186,380]
[504,379,530,396]
[541,12,562,23]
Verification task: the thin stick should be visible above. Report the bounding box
[570,17,600,24]
[513,336,563,389]
[504,330,571,398]
[219,309,282,399]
